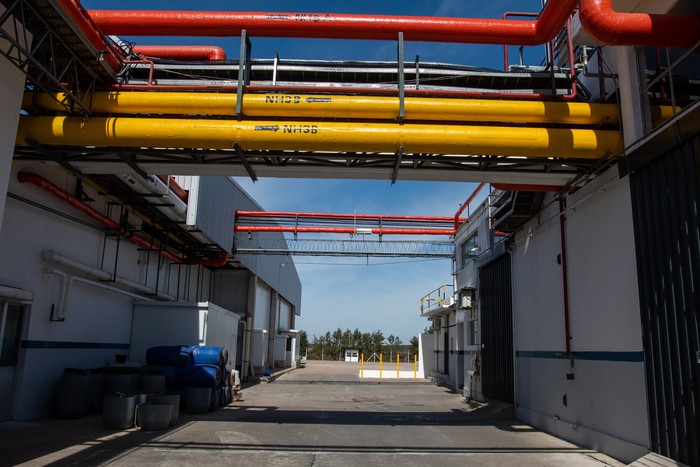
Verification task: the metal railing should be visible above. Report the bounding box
[419,284,454,315]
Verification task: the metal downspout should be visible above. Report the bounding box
[558,196,572,355]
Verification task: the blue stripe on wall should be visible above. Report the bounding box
[22,340,129,350]
[516,350,644,363]
[433,350,477,355]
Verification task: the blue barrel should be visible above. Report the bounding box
[176,364,221,388]
[209,387,220,411]
[54,369,90,419]
[185,387,211,414]
[146,346,192,367]
[140,373,166,394]
[188,346,227,367]
[144,365,178,388]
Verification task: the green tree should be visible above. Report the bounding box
[409,336,419,357]
[299,330,309,356]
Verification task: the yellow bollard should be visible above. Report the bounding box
[414,354,417,379]
[397,354,400,379]
[379,354,383,379]
[360,353,364,378]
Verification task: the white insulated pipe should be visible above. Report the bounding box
[0,285,34,302]
[42,250,175,301]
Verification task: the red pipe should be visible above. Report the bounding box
[156,175,188,202]
[18,171,226,266]
[235,226,455,235]
[133,45,227,61]
[236,211,464,223]
[88,1,577,45]
[181,251,229,267]
[128,233,181,263]
[579,0,700,48]
[17,171,121,230]
[55,0,123,72]
[454,182,486,231]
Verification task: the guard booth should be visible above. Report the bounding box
[344,349,359,362]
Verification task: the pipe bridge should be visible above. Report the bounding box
[234,237,455,258]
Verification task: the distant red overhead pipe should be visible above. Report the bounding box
[55,0,123,72]
[236,211,464,223]
[89,0,577,45]
[579,0,700,48]
[133,45,227,61]
[453,182,486,231]
[181,251,229,267]
[235,226,455,235]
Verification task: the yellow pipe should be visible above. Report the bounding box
[380,354,383,379]
[24,91,621,126]
[16,116,622,159]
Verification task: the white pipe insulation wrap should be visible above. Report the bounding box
[42,250,175,301]
[0,285,34,302]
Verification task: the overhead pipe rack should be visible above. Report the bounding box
[235,210,464,237]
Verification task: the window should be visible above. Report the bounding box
[1,303,24,367]
[460,232,480,266]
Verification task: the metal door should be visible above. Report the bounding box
[479,254,514,404]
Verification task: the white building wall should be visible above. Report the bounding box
[512,168,649,463]
[0,10,29,228]
[1,165,173,420]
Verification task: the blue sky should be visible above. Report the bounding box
[84,0,544,342]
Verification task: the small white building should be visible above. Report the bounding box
[344,349,359,362]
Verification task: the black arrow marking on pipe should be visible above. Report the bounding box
[306,97,332,103]
[254,125,280,132]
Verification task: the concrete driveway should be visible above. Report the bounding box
[0,361,624,466]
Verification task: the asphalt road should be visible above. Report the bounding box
[0,361,624,466]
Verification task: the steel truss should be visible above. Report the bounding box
[13,146,601,185]
[0,0,116,114]
[234,236,455,258]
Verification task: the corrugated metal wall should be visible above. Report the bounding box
[479,253,514,404]
[630,133,700,467]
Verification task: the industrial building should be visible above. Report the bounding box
[418,3,700,464]
[0,1,699,466]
